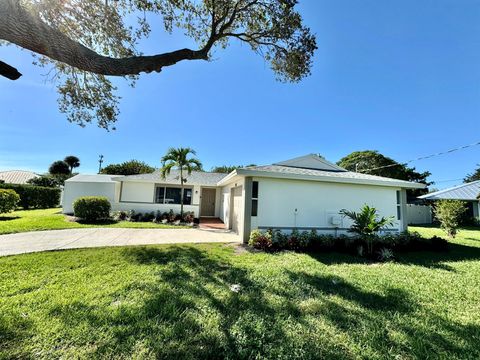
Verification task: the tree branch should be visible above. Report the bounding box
[0,0,214,77]
[0,60,21,80]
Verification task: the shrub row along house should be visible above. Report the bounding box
[62,154,425,241]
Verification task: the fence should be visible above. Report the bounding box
[406,204,432,225]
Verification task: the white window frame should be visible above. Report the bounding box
[155,185,193,205]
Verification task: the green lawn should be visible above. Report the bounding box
[0,208,188,235]
[0,226,479,359]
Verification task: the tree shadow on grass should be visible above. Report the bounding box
[284,270,480,357]
[306,242,480,269]
[0,216,20,221]
[37,245,480,359]
[0,313,34,358]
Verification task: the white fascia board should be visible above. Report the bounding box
[233,169,426,189]
[216,170,239,186]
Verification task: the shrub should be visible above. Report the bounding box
[248,229,273,251]
[0,189,20,214]
[377,248,395,262]
[140,212,155,222]
[73,196,111,222]
[112,210,130,221]
[434,200,467,238]
[183,211,195,223]
[0,183,61,209]
[247,228,449,259]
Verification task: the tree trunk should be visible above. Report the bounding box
[180,168,184,219]
[0,0,214,78]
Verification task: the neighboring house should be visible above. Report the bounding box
[418,180,480,221]
[63,154,425,241]
[0,170,39,184]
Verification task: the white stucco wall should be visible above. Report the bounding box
[250,178,404,234]
[220,178,245,230]
[63,180,209,217]
[62,181,118,214]
[120,182,154,203]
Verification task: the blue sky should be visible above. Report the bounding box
[0,0,479,189]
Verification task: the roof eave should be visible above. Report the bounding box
[232,169,426,189]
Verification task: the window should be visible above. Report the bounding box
[396,190,402,220]
[251,181,258,216]
[155,186,192,205]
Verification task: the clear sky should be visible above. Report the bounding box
[1,0,479,189]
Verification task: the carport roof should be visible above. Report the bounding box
[418,180,480,201]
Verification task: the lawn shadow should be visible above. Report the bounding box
[41,245,480,359]
[0,216,20,221]
[305,242,480,269]
[0,313,34,358]
[284,269,480,357]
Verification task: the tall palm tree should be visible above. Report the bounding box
[160,147,202,217]
[64,155,80,173]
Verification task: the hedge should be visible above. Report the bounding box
[73,196,111,222]
[0,183,61,209]
[0,189,20,214]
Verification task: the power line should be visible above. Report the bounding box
[357,140,480,173]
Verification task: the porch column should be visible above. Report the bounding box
[242,177,253,244]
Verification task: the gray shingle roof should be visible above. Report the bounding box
[0,170,39,184]
[115,170,227,186]
[237,165,424,188]
[418,181,480,200]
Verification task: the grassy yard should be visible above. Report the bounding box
[0,208,188,235]
[0,226,479,359]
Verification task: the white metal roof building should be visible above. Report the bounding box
[418,181,480,201]
[418,180,480,221]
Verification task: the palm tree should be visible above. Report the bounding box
[64,155,80,173]
[160,147,202,217]
[340,205,395,254]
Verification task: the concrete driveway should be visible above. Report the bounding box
[0,228,240,257]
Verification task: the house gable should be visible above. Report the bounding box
[273,154,346,172]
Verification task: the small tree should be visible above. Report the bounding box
[0,189,20,214]
[340,205,395,254]
[49,160,70,175]
[100,160,155,175]
[64,156,80,173]
[27,174,68,187]
[434,200,466,238]
[161,147,202,217]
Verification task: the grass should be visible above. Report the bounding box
[0,226,479,359]
[0,208,188,235]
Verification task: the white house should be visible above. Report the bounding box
[63,154,425,242]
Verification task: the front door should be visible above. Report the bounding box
[200,188,216,216]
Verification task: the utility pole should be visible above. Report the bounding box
[98,154,104,173]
